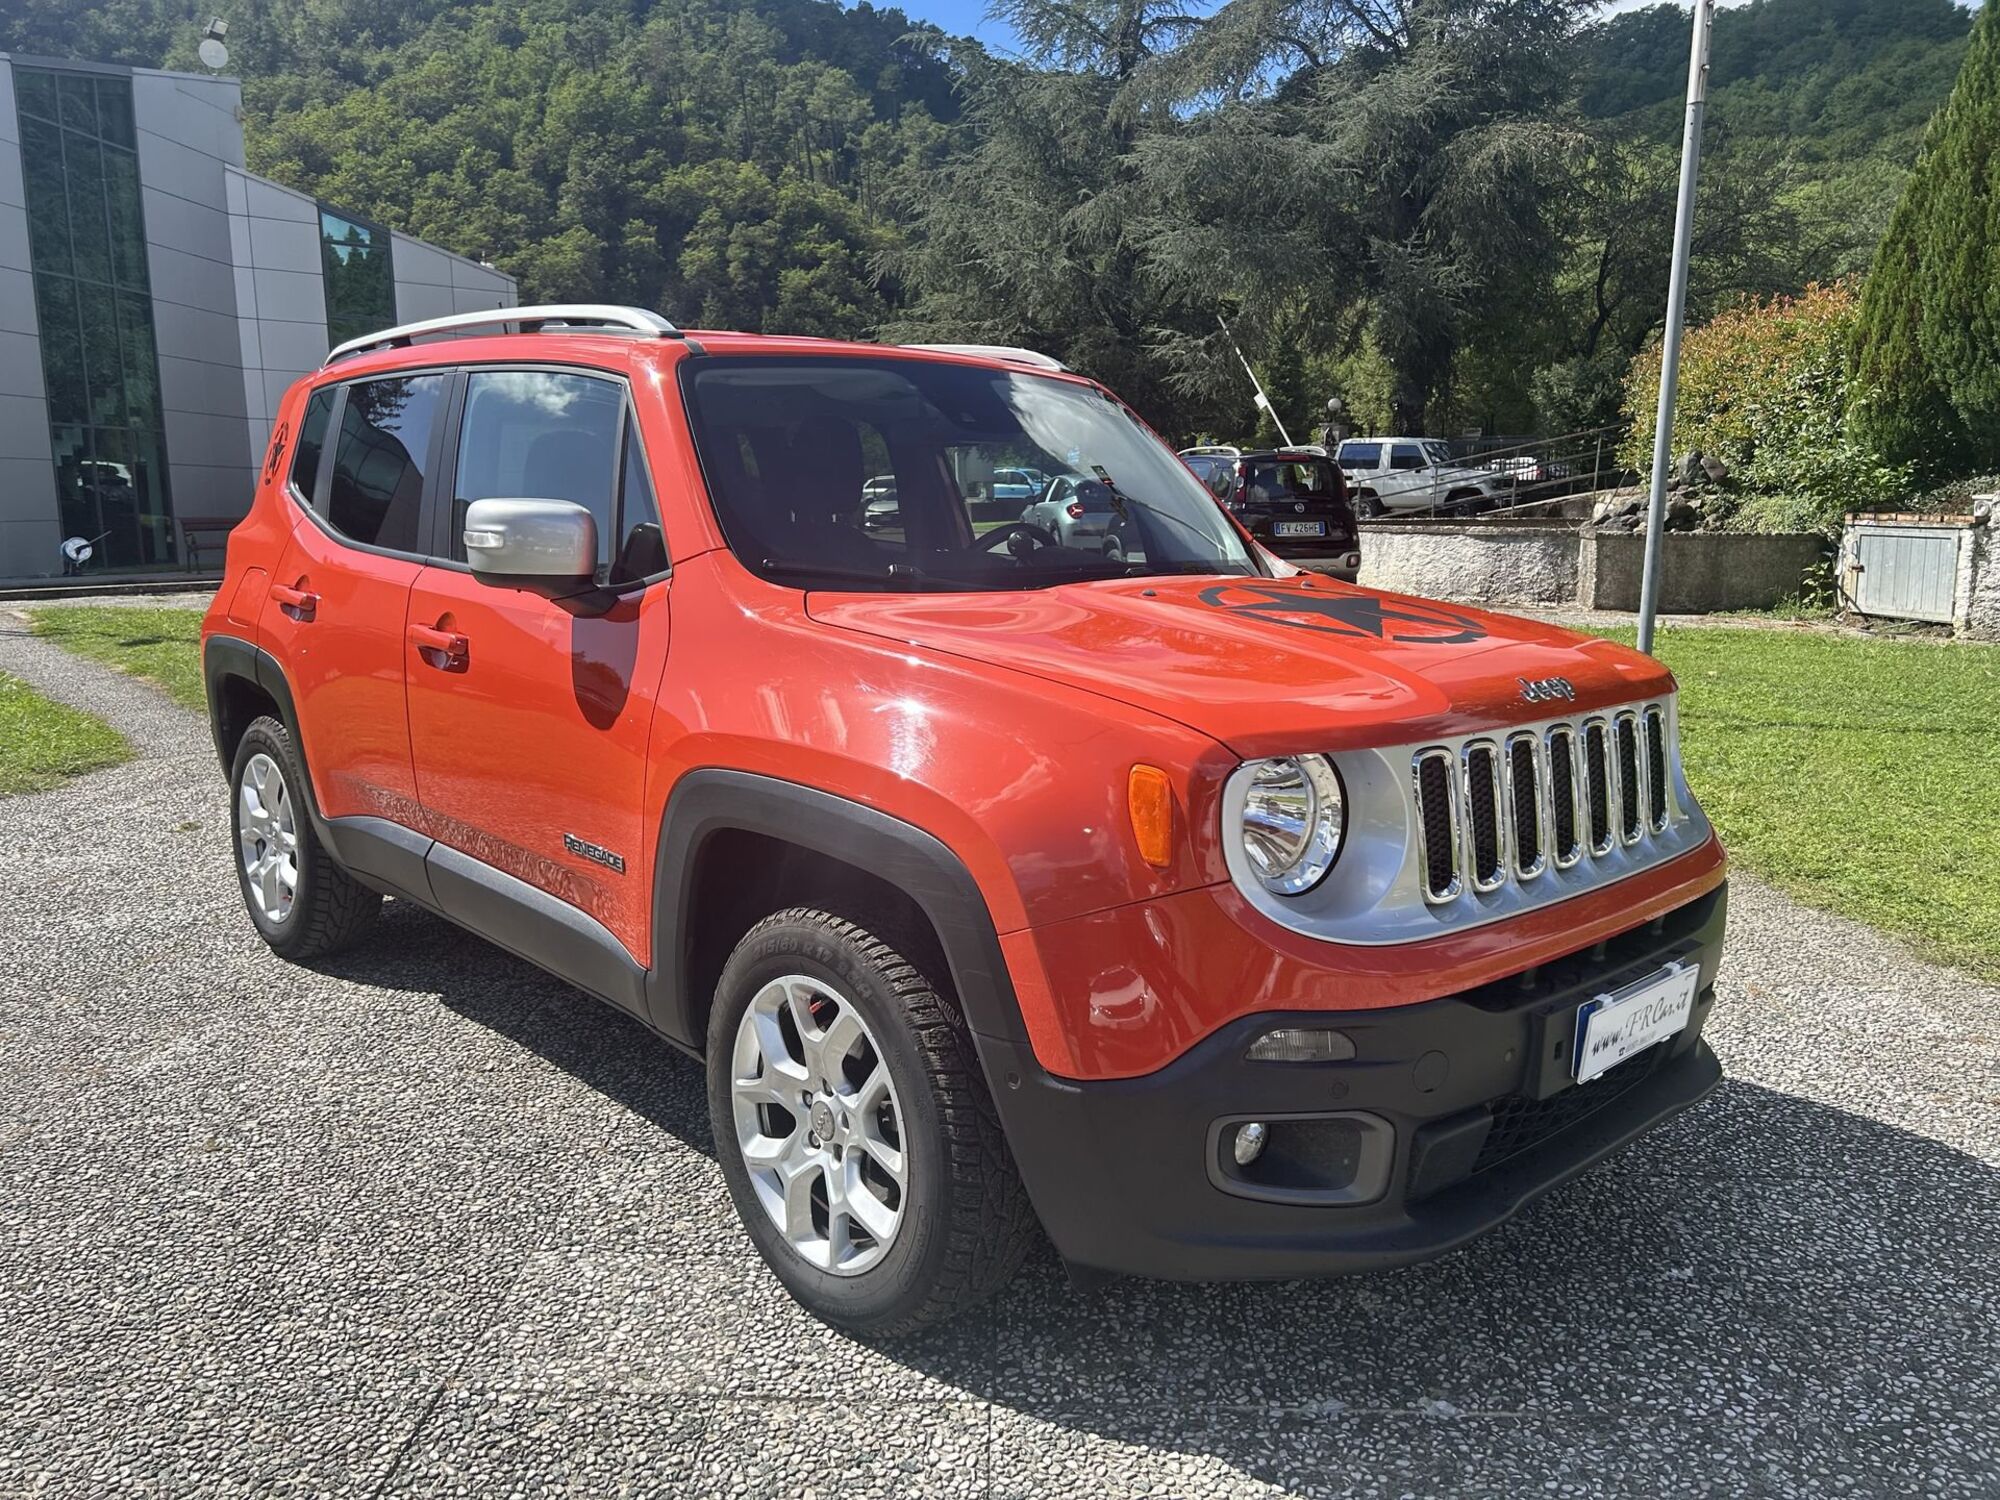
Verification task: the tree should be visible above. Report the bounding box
[1133,0,1595,434]
[885,0,1227,433]
[1850,0,2000,485]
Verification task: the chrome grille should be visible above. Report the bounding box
[1414,699,1685,909]
[1413,749,1460,901]
[1644,707,1669,832]
[1583,719,1614,856]
[1546,726,1582,868]
[1463,742,1505,892]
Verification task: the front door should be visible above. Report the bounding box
[404,368,672,971]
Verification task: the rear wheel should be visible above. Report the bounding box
[1355,492,1385,519]
[229,716,380,960]
[707,908,1037,1335]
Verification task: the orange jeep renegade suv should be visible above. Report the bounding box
[202,307,1727,1334]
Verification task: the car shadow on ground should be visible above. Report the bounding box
[321,902,2000,1491]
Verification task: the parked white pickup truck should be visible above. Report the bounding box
[1335,438,1510,518]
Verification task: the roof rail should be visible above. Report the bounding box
[324,304,682,366]
[1178,445,1242,457]
[905,342,1067,373]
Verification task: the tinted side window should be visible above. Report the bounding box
[289,388,334,504]
[1389,444,1425,471]
[452,370,623,569]
[326,374,444,551]
[1338,442,1380,468]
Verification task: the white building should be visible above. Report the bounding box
[0,53,518,581]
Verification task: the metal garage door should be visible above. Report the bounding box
[1852,524,1960,623]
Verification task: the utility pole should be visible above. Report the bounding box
[1637,0,1714,656]
[1218,315,1295,449]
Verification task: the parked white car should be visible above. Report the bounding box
[1336,438,1510,518]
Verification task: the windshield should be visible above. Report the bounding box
[682,356,1260,591]
[1423,441,1455,466]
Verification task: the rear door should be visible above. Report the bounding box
[260,371,448,828]
[404,364,673,979]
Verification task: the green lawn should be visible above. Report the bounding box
[0,672,130,795]
[30,605,206,710]
[1597,626,2000,980]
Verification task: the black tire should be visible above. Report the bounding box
[228,715,380,961]
[1355,493,1385,519]
[707,907,1037,1336]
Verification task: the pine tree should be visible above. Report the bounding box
[1850,0,2000,484]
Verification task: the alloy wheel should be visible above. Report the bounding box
[237,751,298,924]
[729,973,908,1276]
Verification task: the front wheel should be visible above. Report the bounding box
[707,908,1037,1335]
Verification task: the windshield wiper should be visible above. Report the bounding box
[757,558,929,590]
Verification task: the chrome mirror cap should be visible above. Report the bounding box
[463,498,596,581]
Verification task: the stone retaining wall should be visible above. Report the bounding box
[1355,522,1828,615]
[1578,531,1827,613]
[1356,523,1579,607]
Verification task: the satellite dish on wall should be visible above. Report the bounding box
[60,536,94,566]
[198,16,230,71]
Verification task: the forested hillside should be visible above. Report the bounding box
[1586,0,1972,275]
[0,0,1976,438]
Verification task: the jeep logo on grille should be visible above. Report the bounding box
[1518,676,1577,704]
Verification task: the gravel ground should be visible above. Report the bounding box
[0,619,1995,1498]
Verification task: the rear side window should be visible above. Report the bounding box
[289,388,334,503]
[326,374,445,552]
[451,370,623,569]
[1338,442,1380,468]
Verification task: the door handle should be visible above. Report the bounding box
[409,621,469,668]
[272,583,318,621]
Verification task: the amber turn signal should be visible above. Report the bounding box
[1127,764,1174,869]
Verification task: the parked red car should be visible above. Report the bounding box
[202,310,1727,1333]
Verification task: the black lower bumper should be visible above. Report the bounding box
[979,885,1727,1281]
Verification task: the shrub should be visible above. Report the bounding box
[1621,282,1910,534]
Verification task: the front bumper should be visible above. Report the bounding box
[979,884,1726,1280]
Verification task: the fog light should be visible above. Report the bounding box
[1232,1121,1268,1165]
[1245,1027,1356,1063]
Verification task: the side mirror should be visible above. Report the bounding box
[463,498,596,581]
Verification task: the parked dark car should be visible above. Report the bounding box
[1180,447,1361,569]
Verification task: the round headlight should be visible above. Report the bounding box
[1239,755,1345,895]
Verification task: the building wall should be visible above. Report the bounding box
[390,230,515,324]
[133,67,255,524]
[224,166,328,504]
[0,51,517,581]
[0,60,61,577]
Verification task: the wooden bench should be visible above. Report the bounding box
[179,515,242,574]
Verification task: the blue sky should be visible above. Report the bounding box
[885,0,1740,54]
[886,0,1975,56]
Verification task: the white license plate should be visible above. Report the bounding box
[1572,961,1698,1084]
[1272,520,1326,537]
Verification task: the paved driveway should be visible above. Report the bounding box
[1,617,1995,1498]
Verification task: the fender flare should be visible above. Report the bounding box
[645,769,1030,1055]
[203,633,302,779]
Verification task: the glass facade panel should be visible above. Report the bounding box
[15,66,176,570]
[320,209,396,349]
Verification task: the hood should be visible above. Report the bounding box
[807,575,1672,757]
